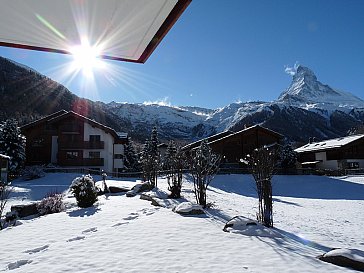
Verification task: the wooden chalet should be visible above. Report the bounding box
[183,125,283,166]
[21,110,128,173]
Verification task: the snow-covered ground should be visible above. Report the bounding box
[1,173,363,272]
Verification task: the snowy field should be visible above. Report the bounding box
[0,173,363,272]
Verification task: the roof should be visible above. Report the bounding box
[21,110,128,141]
[0,0,191,63]
[183,125,283,151]
[209,125,283,146]
[295,134,364,153]
[182,130,234,150]
[301,161,321,165]
[0,154,10,160]
[116,132,128,139]
[21,110,68,131]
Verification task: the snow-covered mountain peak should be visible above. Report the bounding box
[294,65,317,81]
[278,65,364,108]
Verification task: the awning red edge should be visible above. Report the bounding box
[137,0,192,63]
[0,0,192,63]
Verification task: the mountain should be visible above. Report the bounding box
[0,56,126,132]
[214,65,364,142]
[103,102,216,141]
[1,56,364,144]
[278,66,364,107]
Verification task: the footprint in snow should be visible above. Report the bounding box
[123,215,138,221]
[24,245,49,254]
[140,207,159,216]
[112,222,129,227]
[82,227,97,234]
[7,260,32,270]
[67,236,85,242]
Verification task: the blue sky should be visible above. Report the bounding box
[1,0,364,109]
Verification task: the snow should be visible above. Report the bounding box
[324,248,364,263]
[295,134,364,152]
[1,173,363,272]
[0,153,10,159]
[173,201,203,213]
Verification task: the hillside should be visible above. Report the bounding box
[0,57,126,133]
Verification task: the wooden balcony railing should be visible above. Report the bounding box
[60,158,104,166]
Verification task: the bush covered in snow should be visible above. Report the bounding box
[37,192,64,216]
[69,175,98,208]
[0,119,26,173]
[0,180,12,230]
[21,166,45,181]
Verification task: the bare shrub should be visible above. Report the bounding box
[190,140,221,208]
[246,146,277,227]
[0,180,12,230]
[37,192,65,216]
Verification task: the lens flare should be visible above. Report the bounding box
[69,38,105,78]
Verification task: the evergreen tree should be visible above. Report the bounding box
[140,127,160,188]
[124,138,140,172]
[140,140,153,183]
[164,141,186,198]
[0,119,26,172]
[149,126,160,187]
[278,143,297,169]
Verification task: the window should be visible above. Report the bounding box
[1,159,7,169]
[348,162,359,169]
[89,151,100,159]
[64,134,78,142]
[66,151,79,159]
[89,135,101,142]
[114,154,123,159]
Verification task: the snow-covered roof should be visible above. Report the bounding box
[116,132,128,139]
[0,0,191,63]
[0,153,10,160]
[295,134,364,153]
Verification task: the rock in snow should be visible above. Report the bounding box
[319,248,364,271]
[173,202,205,215]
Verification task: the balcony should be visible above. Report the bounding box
[61,158,104,166]
[58,141,104,150]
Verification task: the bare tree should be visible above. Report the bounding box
[0,181,12,230]
[190,140,221,208]
[246,146,277,227]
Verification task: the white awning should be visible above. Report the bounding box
[0,0,191,63]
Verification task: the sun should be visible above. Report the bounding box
[69,37,105,78]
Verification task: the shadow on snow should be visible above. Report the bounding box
[210,174,364,200]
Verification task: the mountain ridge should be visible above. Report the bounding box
[1,56,364,143]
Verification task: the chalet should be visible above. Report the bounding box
[21,111,128,174]
[183,125,283,166]
[0,153,10,183]
[295,134,364,170]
